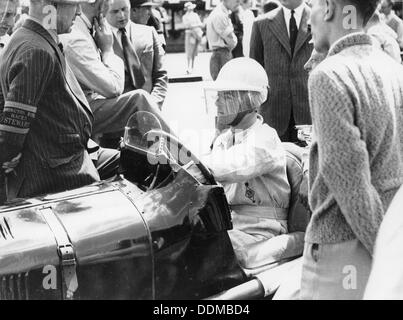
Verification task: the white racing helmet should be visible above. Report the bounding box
[204,57,269,127]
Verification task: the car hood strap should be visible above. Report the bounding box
[40,207,78,300]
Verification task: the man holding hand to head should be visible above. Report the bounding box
[60,0,168,148]
[105,0,167,108]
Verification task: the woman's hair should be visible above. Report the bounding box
[347,0,380,25]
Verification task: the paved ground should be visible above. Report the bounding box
[160,52,215,157]
[164,51,213,81]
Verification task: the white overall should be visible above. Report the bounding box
[203,115,291,268]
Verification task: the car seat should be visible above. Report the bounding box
[283,143,311,233]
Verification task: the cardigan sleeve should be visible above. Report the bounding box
[308,69,384,254]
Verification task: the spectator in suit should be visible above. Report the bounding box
[105,0,168,108]
[0,0,18,50]
[302,0,403,299]
[250,0,313,143]
[60,0,168,149]
[0,0,101,203]
[380,0,403,49]
[206,0,240,80]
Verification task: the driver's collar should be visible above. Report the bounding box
[231,114,262,137]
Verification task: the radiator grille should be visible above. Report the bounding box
[0,273,29,300]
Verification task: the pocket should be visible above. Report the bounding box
[47,133,83,168]
[141,50,153,67]
[47,154,80,168]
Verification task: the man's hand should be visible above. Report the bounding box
[2,153,21,174]
[93,14,113,54]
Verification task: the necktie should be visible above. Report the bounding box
[58,42,64,55]
[289,9,298,56]
[120,28,145,89]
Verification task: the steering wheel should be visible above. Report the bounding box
[146,129,216,185]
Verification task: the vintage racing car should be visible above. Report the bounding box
[0,112,310,300]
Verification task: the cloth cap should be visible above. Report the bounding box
[184,1,196,9]
[50,0,95,4]
[131,0,158,7]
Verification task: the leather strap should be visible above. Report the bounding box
[40,207,78,300]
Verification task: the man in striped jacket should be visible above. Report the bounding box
[0,0,100,204]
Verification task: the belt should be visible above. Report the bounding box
[212,47,230,51]
[231,205,288,220]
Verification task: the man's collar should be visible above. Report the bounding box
[108,22,120,35]
[220,2,231,15]
[231,113,262,136]
[108,21,130,36]
[27,16,58,43]
[327,32,372,57]
[282,2,305,17]
[79,14,93,31]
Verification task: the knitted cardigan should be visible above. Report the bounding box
[306,33,403,254]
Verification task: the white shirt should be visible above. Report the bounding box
[206,3,237,50]
[241,7,255,57]
[282,3,304,38]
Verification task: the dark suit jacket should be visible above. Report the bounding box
[250,5,313,136]
[0,19,99,201]
[113,21,168,108]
